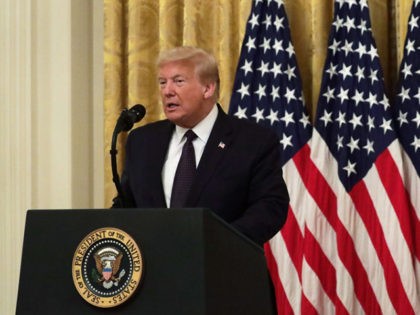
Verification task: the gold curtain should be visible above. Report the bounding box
[104,0,413,207]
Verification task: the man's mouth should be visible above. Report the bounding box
[166,103,179,109]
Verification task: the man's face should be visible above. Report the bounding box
[158,60,214,128]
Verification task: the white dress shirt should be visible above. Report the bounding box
[162,104,219,207]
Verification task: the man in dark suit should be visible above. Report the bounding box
[120,46,289,245]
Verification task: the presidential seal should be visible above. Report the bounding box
[72,227,143,308]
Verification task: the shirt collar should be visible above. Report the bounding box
[174,104,218,143]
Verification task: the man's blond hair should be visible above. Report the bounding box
[157,46,220,99]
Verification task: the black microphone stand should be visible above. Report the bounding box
[110,105,146,208]
[110,125,125,208]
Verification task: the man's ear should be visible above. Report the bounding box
[203,82,216,99]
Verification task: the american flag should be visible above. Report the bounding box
[309,0,419,314]
[229,0,312,313]
[229,0,420,314]
[392,0,420,271]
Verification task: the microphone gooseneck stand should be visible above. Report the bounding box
[110,105,146,208]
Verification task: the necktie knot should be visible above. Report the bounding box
[184,129,197,143]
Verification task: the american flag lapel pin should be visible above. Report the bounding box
[218,141,225,149]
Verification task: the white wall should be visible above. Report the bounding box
[0,0,104,313]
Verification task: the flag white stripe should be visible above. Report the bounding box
[269,233,302,314]
[301,258,334,314]
[311,131,396,314]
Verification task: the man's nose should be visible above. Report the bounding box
[162,81,175,96]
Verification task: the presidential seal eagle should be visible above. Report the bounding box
[93,247,126,289]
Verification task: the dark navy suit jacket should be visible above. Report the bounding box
[120,106,289,245]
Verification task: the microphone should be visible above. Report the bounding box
[116,104,146,132]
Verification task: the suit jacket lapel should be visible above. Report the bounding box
[149,121,175,207]
[186,106,233,206]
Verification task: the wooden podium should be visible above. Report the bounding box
[16,209,275,314]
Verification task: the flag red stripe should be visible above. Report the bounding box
[295,143,382,314]
[281,206,304,277]
[293,145,338,226]
[375,149,420,261]
[349,179,415,315]
[301,293,320,315]
[264,243,295,314]
[303,227,349,315]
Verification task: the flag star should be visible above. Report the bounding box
[326,63,338,78]
[281,110,295,127]
[341,40,354,56]
[284,87,296,103]
[380,118,393,134]
[280,134,293,149]
[369,69,378,84]
[349,113,363,130]
[347,136,360,153]
[240,59,253,76]
[234,106,248,119]
[415,88,420,103]
[257,60,270,77]
[248,13,259,30]
[343,160,357,177]
[329,39,341,55]
[255,84,267,100]
[352,89,365,106]
[245,37,256,52]
[411,136,420,152]
[271,62,282,78]
[286,42,295,57]
[320,110,333,127]
[336,111,347,127]
[259,37,272,53]
[340,64,353,80]
[266,109,279,125]
[398,86,411,103]
[333,16,344,30]
[299,113,311,128]
[273,39,283,54]
[360,0,368,9]
[366,92,377,107]
[262,14,272,30]
[337,135,344,150]
[274,16,284,31]
[357,19,368,34]
[252,107,265,123]
[379,95,390,110]
[344,17,356,32]
[337,87,349,103]
[355,66,365,82]
[367,116,375,131]
[397,110,409,127]
[237,83,250,99]
[363,139,375,155]
[367,45,378,60]
[409,15,419,31]
[401,62,413,78]
[406,39,416,56]
[285,65,296,80]
[355,43,367,58]
[271,85,280,102]
[262,14,272,29]
[323,87,335,103]
[412,112,420,127]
